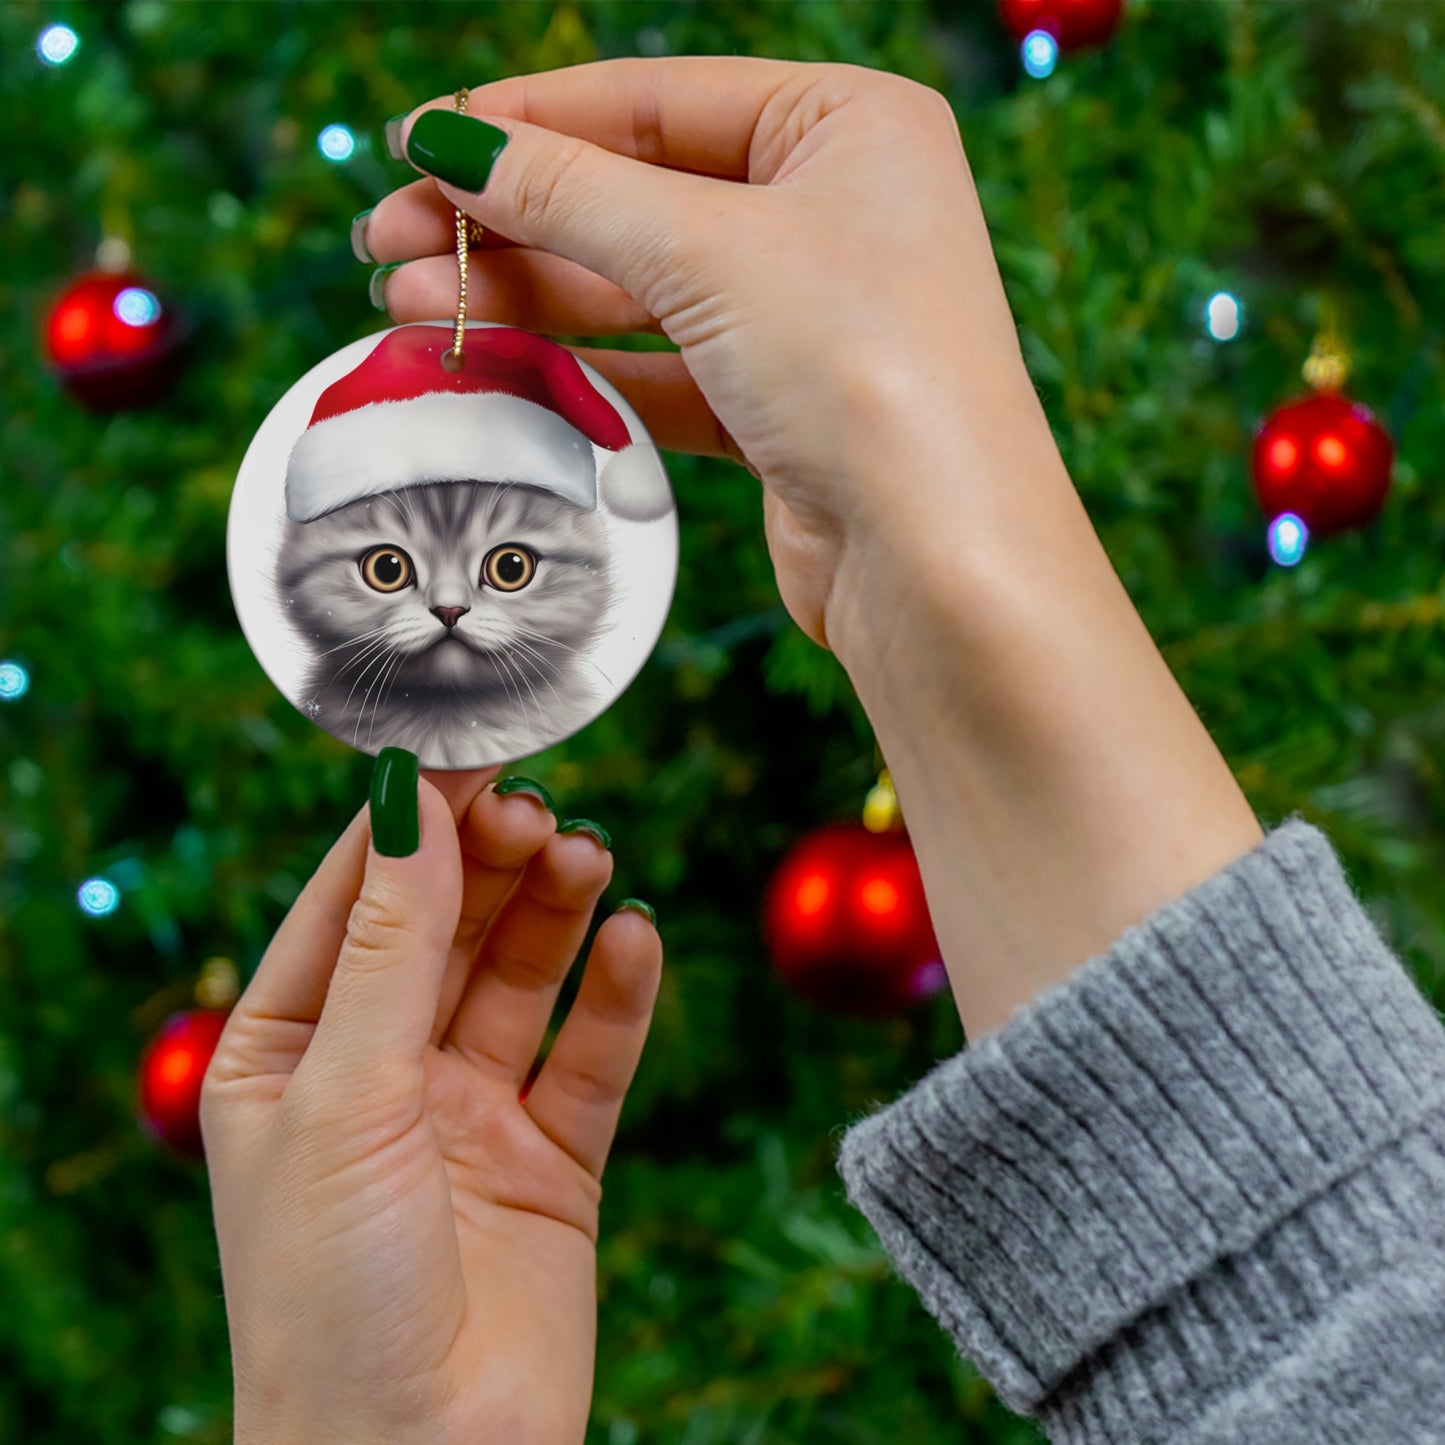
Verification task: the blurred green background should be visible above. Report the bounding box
[2,2,1444,1441]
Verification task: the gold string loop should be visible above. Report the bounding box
[440,87,480,373]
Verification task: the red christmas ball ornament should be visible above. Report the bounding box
[998,0,1124,50]
[44,268,183,410]
[1251,391,1394,538]
[763,821,945,1017]
[137,1008,230,1158]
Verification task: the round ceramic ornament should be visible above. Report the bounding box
[228,320,678,768]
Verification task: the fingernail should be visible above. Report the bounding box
[405,110,510,192]
[369,261,404,311]
[558,818,612,851]
[370,747,420,857]
[617,898,656,926]
[384,113,409,162]
[493,775,555,812]
[350,208,375,264]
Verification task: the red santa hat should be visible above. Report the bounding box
[284,323,671,524]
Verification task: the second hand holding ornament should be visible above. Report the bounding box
[228,90,678,770]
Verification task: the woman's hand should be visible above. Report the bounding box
[202,762,661,1445]
[362,56,1056,657]
[362,59,1263,1041]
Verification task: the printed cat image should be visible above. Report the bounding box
[275,480,614,765]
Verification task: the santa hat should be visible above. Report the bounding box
[284,323,672,524]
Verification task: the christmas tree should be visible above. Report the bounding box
[2,3,1443,1441]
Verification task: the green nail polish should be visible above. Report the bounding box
[368,261,404,311]
[558,818,612,851]
[370,748,419,857]
[405,110,510,192]
[494,775,555,812]
[384,113,409,162]
[350,208,375,264]
[617,898,656,926]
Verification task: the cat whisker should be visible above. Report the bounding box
[353,646,398,749]
[510,624,616,690]
[504,638,569,711]
[328,633,395,692]
[366,648,406,749]
[342,639,399,714]
[313,623,393,659]
[497,646,550,732]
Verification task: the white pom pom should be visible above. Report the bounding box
[599,443,674,522]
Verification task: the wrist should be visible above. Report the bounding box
[825,421,1262,1039]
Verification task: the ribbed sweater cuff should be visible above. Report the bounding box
[835,817,1445,1433]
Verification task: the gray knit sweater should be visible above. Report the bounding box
[836,817,1445,1443]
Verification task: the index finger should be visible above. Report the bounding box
[408,55,809,182]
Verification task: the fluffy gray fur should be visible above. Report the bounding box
[276,481,613,766]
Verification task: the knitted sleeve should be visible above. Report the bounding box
[835,818,1445,1444]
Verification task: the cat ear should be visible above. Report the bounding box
[598,444,674,523]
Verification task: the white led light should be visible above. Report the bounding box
[114,287,161,327]
[38,24,79,66]
[318,124,357,162]
[78,878,121,917]
[1267,512,1308,567]
[1206,291,1243,342]
[0,660,29,700]
[1022,30,1059,80]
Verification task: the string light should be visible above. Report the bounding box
[113,287,162,328]
[1267,512,1309,567]
[1022,30,1060,78]
[77,878,121,917]
[0,660,29,701]
[1205,291,1242,341]
[37,24,79,66]
[317,124,356,162]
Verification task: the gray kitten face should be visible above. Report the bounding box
[275,481,613,760]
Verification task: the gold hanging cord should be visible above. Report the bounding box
[441,87,483,373]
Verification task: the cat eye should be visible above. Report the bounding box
[482,544,536,593]
[359,546,414,593]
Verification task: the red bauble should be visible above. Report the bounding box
[763,822,945,1017]
[998,0,1124,49]
[44,269,183,410]
[137,1009,230,1158]
[1251,392,1394,537]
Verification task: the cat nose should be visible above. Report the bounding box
[431,605,470,629]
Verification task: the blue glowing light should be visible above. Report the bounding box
[0,661,29,701]
[114,287,161,328]
[1267,512,1309,567]
[38,24,79,66]
[78,877,121,917]
[318,124,356,162]
[1022,30,1059,79]
[1206,291,1243,342]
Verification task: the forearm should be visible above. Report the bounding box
[827,388,1262,1041]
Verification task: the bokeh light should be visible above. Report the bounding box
[1022,30,1059,79]
[77,878,121,917]
[37,24,79,66]
[0,660,29,701]
[114,287,162,328]
[1267,512,1309,567]
[318,124,356,162]
[1205,291,1242,341]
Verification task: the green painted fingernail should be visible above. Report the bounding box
[405,110,510,192]
[617,898,656,926]
[350,208,375,264]
[384,113,409,161]
[558,818,612,851]
[369,261,404,311]
[370,748,419,857]
[494,775,555,812]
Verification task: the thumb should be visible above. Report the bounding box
[398,106,740,316]
[303,750,463,1091]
